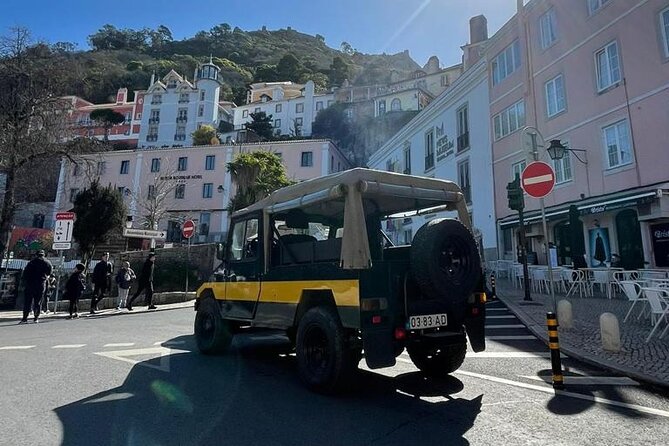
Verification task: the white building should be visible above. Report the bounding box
[138,60,226,148]
[233,80,335,138]
[367,58,496,260]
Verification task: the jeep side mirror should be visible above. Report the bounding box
[216,242,227,261]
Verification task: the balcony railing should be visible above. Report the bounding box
[457,132,470,152]
[424,155,435,171]
[146,134,158,142]
[176,116,188,123]
[148,118,160,124]
[174,134,186,141]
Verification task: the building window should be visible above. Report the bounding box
[456,105,469,152]
[295,117,303,126]
[457,159,471,204]
[296,103,304,113]
[493,100,526,140]
[391,98,401,111]
[202,183,213,199]
[96,161,106,176]
[32,214,45,229]
[316,101,323,111]
[545,74,566,117]
[149,109,160,124]
[254,107,261,114]
[441,74,449,87]
[150,158,161,173]
[492,40,521,85]
[503,228,513,253]
[512,160,527,180]
[603,119,633,169]
[151,94,162,105]
[175,125,186,141]
[205,155,215,170]
[177,108,188,123]
[69,188,79,203]
[404,145,411,174]
[200,212,211,236]
[553,152,573,184]
[200,90,206,101]
[242,110,248,118]
[175,184,185,199]
[424,130,435,171]
[274,119,282,128]
[198,105,204,117]
[403,229,413,245]
[301,151,313,167]
[167,79,177,89]
[378,100,386,115]
[276,103,282,113]
[327,100,334,107]
[588,0,610,15]
[595,41,621,92]
[179,93,189,103]
[539,7,558,49]
[660,7,669,57]
[147,185,156,199]
[120,160,130,175]
[178,157,188,171]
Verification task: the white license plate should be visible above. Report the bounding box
[408,313,448,330]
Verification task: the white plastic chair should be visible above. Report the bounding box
[591,269,614,299]
[512,263,524,288]
[530,268,548,294]
[642,288,669,342]
[620,281,646,322]
[563,269,588,298]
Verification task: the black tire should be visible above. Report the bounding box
[296,307,360,393]
[407,339,467,377]
[194,298,233,355]
[410,218,482,304]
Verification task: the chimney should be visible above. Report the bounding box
[116,88,128,104]
[469,15,488,44]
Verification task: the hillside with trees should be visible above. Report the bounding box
[60,24,422,105]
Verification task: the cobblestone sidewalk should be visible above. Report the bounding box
[495,280,669,389]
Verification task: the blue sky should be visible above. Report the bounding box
[1,0,517,66]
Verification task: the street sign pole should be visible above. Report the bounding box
[518,207,531,301]
[182,219,195,294]
[53,250,64,314]
[185,236,190,294]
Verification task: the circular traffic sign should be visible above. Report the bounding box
[182,219,196,239]
[521,161,555,198]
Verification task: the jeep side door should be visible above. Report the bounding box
[224,215,262,320]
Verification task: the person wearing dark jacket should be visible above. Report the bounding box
[20,250,53,324]
[115,261,136,310]
[126,253,156,311]
[65,264,86,319]
[90,253,112,314]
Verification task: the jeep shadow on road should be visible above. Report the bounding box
[55,333,482,446]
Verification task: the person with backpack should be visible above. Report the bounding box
[115,261,136,310]
[64,264,86,319]
[20,250,53,324]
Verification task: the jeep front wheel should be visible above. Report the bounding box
[195,298,233,355]
[407,339,467,377]
[296,307,360,393]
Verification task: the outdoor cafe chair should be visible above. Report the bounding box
[620,281,647,322]
[530,268,549,294]
[512,263,524,289]
[563,269,588,298]
[591,269,615,299]
[642,287,669,342]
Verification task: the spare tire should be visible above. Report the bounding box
[410,218,481,303]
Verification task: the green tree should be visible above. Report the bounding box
[276,53,303,81]
[191,125,219,145]
[72,181,126,265]
[340,41,354,55]
[245,111,274,140]
[226,151,294,211]
[90,108,126,141]
[329,56,350,87]
[254,64,279,82]
[149,25,173,52]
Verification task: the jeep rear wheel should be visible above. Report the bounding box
[411,218,481,304]
[407,339,467,377]
[195,298,233,355]
[296,307,360,394]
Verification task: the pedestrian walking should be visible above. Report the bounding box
[64,264,86,319]
[20,250,53,324]
[126,253,156,311]
[90,252,112,314]
[115,261,135,310]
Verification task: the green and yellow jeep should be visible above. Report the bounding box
[195,168,486,392]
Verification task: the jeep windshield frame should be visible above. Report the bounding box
[234,168,469,271]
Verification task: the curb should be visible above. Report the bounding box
[498,293,669,391]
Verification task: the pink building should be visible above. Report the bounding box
[53,139,350,245]
[491,0,669,269]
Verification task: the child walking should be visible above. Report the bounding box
[115,261,136,310]
[65,264,86,319]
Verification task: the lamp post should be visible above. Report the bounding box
[124,216,133,254]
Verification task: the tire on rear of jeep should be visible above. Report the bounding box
[410,218,482,303]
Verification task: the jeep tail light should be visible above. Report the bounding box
[394,327,406,340]
[471,307,479,316]
[372,315,382,324]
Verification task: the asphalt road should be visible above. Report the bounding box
[0,300,668,446]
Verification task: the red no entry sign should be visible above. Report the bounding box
[182,219,196,239]
[521,161,555,198]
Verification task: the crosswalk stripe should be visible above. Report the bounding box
[486,315,516,319]
[103,343,135,348]
[52,344,86,349]
[399,351,563,359]
[0,345,35,350]
[487,335,536,340]
[485,324,526,329]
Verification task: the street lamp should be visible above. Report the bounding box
[125,216,133,229]
[217,185,224,194]
[546,139,588,164]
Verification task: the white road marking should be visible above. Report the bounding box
[104,343,136,348]
[52,344,86,349]
[486,315,516,319]
[521,375,639,386]
[153,340,186,346]
[400,351,564,360]
[95,347,174,372]
[485,324,526,329]
[487,335,536,340]
[0,345,36,350]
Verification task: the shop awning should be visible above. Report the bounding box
[499,190,659,229]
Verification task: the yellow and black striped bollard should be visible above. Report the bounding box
[490,272,497,300]
[546,312,564,389]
